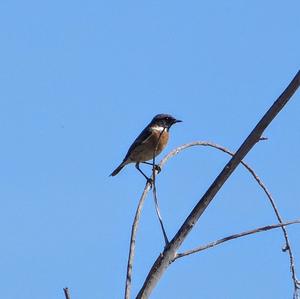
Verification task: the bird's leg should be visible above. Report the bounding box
[135,163,153,185]
[141,161,161,173]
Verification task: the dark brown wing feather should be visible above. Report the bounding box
[123,126,152,162]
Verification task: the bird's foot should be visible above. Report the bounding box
[154,164,161,173]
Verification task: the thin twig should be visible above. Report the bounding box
[237,152,299,297]
[124,182,152,299]
[125,128,169,299]
[63,288,71,299]
[136,71,300,299]
[152,128,169,245]
[152,183,169,245]
[174,219,300,260]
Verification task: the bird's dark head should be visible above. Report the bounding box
[150,114,182,130]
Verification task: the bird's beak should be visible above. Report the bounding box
[174,119,182,123]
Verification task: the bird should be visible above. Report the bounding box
[110,114,182,182]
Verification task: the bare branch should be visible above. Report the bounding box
[125,182,152,299]
[152,183,169,245]
[236,149,299,296]
[136,71,300,298]
[174,219,300,260]
[162,140,299,294]
[63,288,71,299]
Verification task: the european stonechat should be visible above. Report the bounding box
[110,114,182,181]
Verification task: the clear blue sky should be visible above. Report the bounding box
[0,1,299,298]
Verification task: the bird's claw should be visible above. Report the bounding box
[154,164,161,173]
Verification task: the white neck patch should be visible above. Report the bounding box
[151,125,165,132]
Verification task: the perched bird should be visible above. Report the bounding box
[110,114,182,181]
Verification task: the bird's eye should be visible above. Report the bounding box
[165,117,169,121]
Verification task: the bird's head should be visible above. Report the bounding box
[150,114,182,130]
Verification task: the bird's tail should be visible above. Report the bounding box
[110,161,127,176]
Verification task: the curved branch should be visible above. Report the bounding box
[127,138,299,299]
[161,140,299,295]
[136,71,300,298]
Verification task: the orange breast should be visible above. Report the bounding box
[129,129,169,162]
[154,130,169,155]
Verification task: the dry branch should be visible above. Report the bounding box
[161,140,299,295]
[125,183,152,299]
[136,71,300,298]
[174,220,300,260]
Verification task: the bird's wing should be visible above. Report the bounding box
[123,127,152,162]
